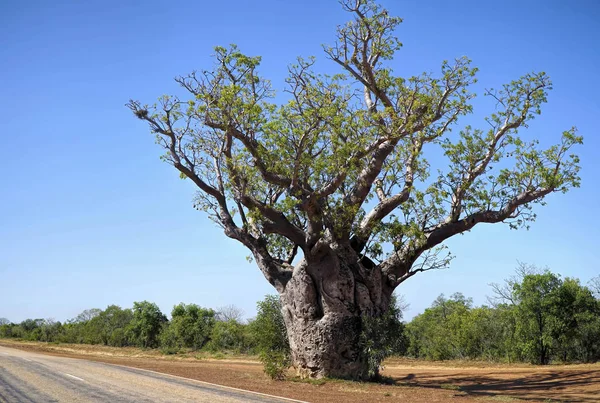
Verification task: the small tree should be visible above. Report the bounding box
[87,305,134,346]
[206,320,249,352]
[168,303,216,350]
[406,293,473,360]
[491,266,600,364]
[0,322,14,338]
[550,278,599,362]
[129,0,582,378]
[127,301,167,348]
[250,295,290,379]
[215,305,245,323]
[590,276,600,297]
[511,271,561,364]
[71,309,102,324]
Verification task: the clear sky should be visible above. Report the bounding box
[1,0,599,323]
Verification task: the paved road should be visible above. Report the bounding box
[0,346,304,403]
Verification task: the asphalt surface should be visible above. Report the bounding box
[0,345,305,403]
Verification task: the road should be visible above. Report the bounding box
[0,345,305,403]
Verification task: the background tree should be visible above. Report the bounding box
[164,303,216,350]
[574,305,600,363]
[550,278,599,362]
[206,319,249,353]
[215,305,245,323]
[71,309,102,324]
[464,305,512,361]
[405,267,600,364]
[512,272,562,364]
[18,319,46,341]
[406,293,474,360]
[493,269,600,365]
[88,305,134,346]
[590,276,600,297]
[0,318,14,340]
[127,301,167,348]
[128,0,582,379]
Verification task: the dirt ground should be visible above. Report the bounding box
[1,340,598,402]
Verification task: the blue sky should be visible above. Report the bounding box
[1,0,599,323]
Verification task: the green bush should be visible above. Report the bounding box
[206,320,249,352]
[127,301,167,348]
[167,303,216,350]
[359,294,407,379]
[159,322,179,353]
[249,295,291,379]
[261,351,290,380]
[0,324,13,338]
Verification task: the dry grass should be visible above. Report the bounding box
[0,339,256,363]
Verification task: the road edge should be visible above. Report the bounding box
[0,344,309,403]
[106,362,309,403]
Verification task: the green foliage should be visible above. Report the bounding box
[127,301,167,348]
[158,322,180,354]
[406,267,600,365]
[0,323,13,338]
[407,293,476,360]
[511,271,561,364]
[508,273,600,364]
[2,269,597,369]
[249,295,291,379]
[128,0,582,276]
[167,303,216,350]
[359,294,407,379]
[261,351,290,380]
[90,305,134,346]
[206,320,249,353]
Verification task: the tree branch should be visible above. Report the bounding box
[447,78,549,222]
[425,187,553,250]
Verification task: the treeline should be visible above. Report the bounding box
[0,299,282,356]
[0,295,401,379]
[407,268,600,364]
[1,268,599,372]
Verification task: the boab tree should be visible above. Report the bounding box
[128,0,582,379]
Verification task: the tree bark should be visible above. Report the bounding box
[279,243,391,379]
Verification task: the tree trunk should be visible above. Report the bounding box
[279,243,390,379]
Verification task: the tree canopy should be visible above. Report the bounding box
[128,0,582,293]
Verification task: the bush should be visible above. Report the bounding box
[168,304,216,350]
[108,327,130,347]
[127,301,167,348]
[249,295,291,379]
[359,294,407,379]
[261,351,290,380]
[206,320,249,352]
[0,324,13,338]
[159,322,180,353]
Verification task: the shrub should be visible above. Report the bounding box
[359,294,407,379]
[206,320,248,352]
[261,351,290,380]
[169,303,216,350]
[249,295,291,379]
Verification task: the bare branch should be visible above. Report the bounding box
[216,305,245,322]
